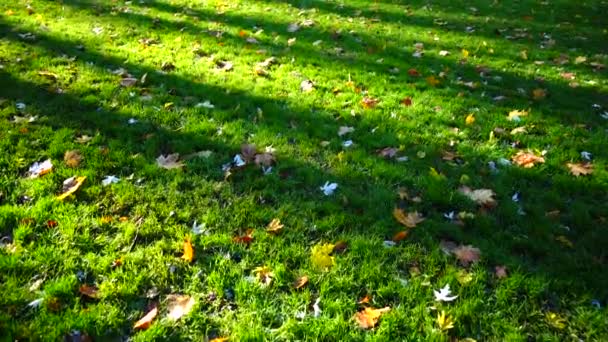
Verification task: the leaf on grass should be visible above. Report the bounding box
[510,126,528,135]
[453,245,481,266]
[458,186,496,207]
[216,60,233,71]
[426,76,440,86]
[512,151,545,168]
[266,218,284,234]
[332,240,348,254]
[555,235,574,248]
[311,243,335,269]
[400,97,412,106]
[393,208,425,228]
[566,162,593,176]
[338,126,355,136]
[28,159,53,178]
[545,312,567,329]
[209,338,229,342]
[456,269,473,285]
[253,266,274,286]
[57,176,86,201]
[181,238,194,262]
[407,68,420,77]
[465,114,475,125]
[241,144,257,163]
[254,152,275,167]
[133,306,158,330]
[64,150,83,168]
[293,275,309,289]
[120,77,138,87]
[392,230,409,242]
[495,265,508,279]
[300,80,315,92]
[507,109,528,121]
[233,229,254,245]
[358,294,372,304]
[377,147,399,159]
[361,97,379,109]
[157,154,184,169]
[166,294,195,320]
[354,307,390,329]
[79,284,99,298]
[532,88,547,100]
[436,311,455,331]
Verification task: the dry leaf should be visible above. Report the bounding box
[181,238,194,262]
[266,218,284,233]
[27,159,53,178]
[393,208,425,228]
[57,176,86,201]
[241,144,257,163]
[338,126,355,136]
[532,88,547,100]
[311,243,335,269]
[436,310,455,331]
[358,295,371,304]
[216,60,233,71]
[426,76,440,86]
[566,162,593,176]
[166,294,195,320]
[361,97,379,109]
[332,240,348,254]
[458,186,496,207]
[120,77,138,87]
[300,80,315,92]
[293,275,309,289]
[392,230,409,242]
[465,114,475,125]
[400,97,412,106]
[512,151,545,168]
[354,307,390,329]
[156,154,184,169]
[254,152,275,167]
[377,147,399,159]
[408,68,420,77]
[453,245,481,266]
[510,126,527,135]
[64,150,83,168]
[233,229,254,245]
[210,338,229,342]
[495,265,508,279]
[253,266,274,286]
[79,284,100,298]
[133,306,158,330]
[507,109,529,121]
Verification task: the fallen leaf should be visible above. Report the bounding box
[266,218,284,233]
[566,162,593,176]
[377,147,399,159]
[495,265,508,279]
[393,208,425,228]
[426,75,440,86]
[510,126,528,135]
[555,235,574,248]
[392,230,409,242]
[157,154,184,169]
[465,114,475,125]
[512,151,545,168]
[354,307,390,329]
[560,72,575,80]
[181,238,194,262]
[358,294,372,304]
[400,97,412,106]
[27,159,53,178]
[546,312,567,329]
[532,88,547,100]
[311,243,335,269]
[407,68,420,77]
[166,294,195,320]
[120,77,138,87]
[361,97,379,109]
[79,284,100,298]
[456,269,473,285]
[216,60,233,71]
[253,266,274,286]
[57,176,86,201]
[241,144,257,163]
[254,152,275,167]
[507,109,529,121]
[462,49,470,58]
[436,310,455,331]
[133,306,158,330]
[293,275,309,289]
[338,126,355,136]
[209,338,229,342]
[332,240,348,254]
[300,80,315,92]
[458,186,496,207]
[64,150,83,168]
[233,229,254,245]
[453,245,481,266]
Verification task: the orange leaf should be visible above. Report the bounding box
[266,218,284,234]
[512,151,545,168]
[392,230,409,242]
[358,295,372,304]
[354,307,390,329]
[393,208,425,228]
[361,97,379,109]
[233,229,254,245]
[293,275,309,289]
[79,284,100,298]
[133,306,158,330]
[238,30,247,37]
[181,238,194,262]
[407,68,420,77]
[400,97,412,106]
[566,162,593,176]
[210,338,229,342]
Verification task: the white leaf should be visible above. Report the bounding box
[102,175,120,186]
[320,182,338,196]
[434,284,458,302]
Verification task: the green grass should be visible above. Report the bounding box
[0,0,607,340]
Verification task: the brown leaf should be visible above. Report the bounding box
[453,245,481,266]
[166,294,195,320]
[233,229,254,245]
[532,88,547,100]
[254,152,275,167]
[266,218,284,234]
[512,151,545,168]
[79,284,100,298]
[377,147,399,159]
[354,307,390,329]
[332,240,348,254]
[442,151,456,161]
[566,162,593,176]
[358,295,372,304]
[560,72,575,80]
[156,154,184,169]
[392,230,409,242]
[400,97,412,106]
[407,68,420,77]
[64,150,83,168]
[458,186,496,207]
[133,306,158,330]
[181,238,194,262]
[361,97,379,109]
[241,144,257,163]
[393,208,425,228]
[293,275,309,289]
[120,77,138,87]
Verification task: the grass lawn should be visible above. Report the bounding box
[1,0,607,340]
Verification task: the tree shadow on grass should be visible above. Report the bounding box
[0,3,607,340]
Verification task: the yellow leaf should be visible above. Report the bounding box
[354,306,390,329]
[293,275,309,289]
[311,243,335,269]
[5,9,14,16]
[462,49,469,58]
[393,208,425,228]
[56,176,86,201]
[426,75,440,87]
[507,109,529,121]
[210,338,229,342]
[253,266,274,286]
[181,238,194,262]
[555,235,574,248]
[566,162,593,177]
[465,114,475,125]
[456,269,473,285]
[436,310,455,331]
[266,218,284,233]
[133,306,158,330]
[545,312,567,329]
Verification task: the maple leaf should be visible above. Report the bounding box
[400,97,412,106]
[253,266,274,286]
[495,265,508,279]
[392,230,409,242]
[254,152,275,167]
[27,159,53,178]
[358,294,372,304]
[79,284,100,298]
[393,208,425,228]
[436,311,455,331]
[458,186,496,207]
[293,275,309,289]
[181,238,194,262]
[434,284,458,302]
[233,229,254,245]
[156,154,184,169]
[311,243,335,269]
[453,245,481,266]
[354,307,390,329]
[166,294,195,320]
[266,218,284,234]
[361,97,379,109]
[57,176,86,201]
[566,162,593,176]
[507,109,529,121]
[512,151,545,168]
[64,150,83,168]
[133,306,158,330]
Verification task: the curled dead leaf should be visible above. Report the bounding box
[354,307,390,329]
[266,218,284,233]
[393,208,425,228]
[64,150,83,168]
[392,230,409,242]
[458,186,496,207]
[361,97,379,109]
[133,306,158,330]
[79,284,100,299]
[293,275,309,289]
[166,294,195,320]
[157,154,184,169]
[566,162,593,176]
[512,151,545,168]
